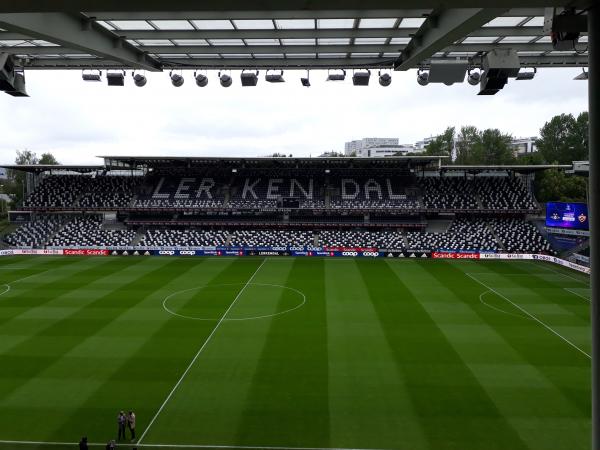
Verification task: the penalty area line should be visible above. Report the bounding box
[465,273,590,360]
[137,258,268,444]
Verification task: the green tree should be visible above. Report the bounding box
[536,112,589,164]
[478,129,515,165]
[535,168,587,203]
[424,127,455,158]
[455,126,479,164]
[5,150,59,206]
[39,153,59,165]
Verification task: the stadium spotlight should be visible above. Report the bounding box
[219,71,232,87]
[300,69,310,87]
[241,69,259,86]
[82,69,102,82]
[326,69,346,81]
[265,69,285,83]
[378,70,392,87]
[132,71,147,87]
[416,69,429,86]
[106,70,125,86]
[170,71,184,87]
[194,71,208,87]
[467,69,481,86]
[573,68,588,80]
[516,67,536,80]
[352,69,371,86]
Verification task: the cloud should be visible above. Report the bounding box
[0,68,588,165]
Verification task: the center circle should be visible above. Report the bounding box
[162,283,306,321]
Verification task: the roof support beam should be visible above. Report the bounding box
[394,8,508,70]
[0,12,162,71]
[22,54,589,70]
[0,1,592,13]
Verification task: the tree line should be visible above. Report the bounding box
[420,112,589,203]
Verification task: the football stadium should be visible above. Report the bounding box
[0,1,598,450]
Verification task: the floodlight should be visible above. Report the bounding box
[427,59,468,85]
[82,69,102,82]
[132,72,147,87]
[326,69,346,81]
[516,67,536,80]
[574,68,588,80]
[106,70,125,86]
[416,69,429,86]
[265,69,285,83]
[219,71,232,87]
[352,69,371,86]
[467,69,481,86]
[300,69,310,87]
[170,71,184,87]
[194,71,208,87]
[378,70,391,87]
[241,70,259,86]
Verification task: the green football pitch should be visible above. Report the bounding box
[0,256,591,450]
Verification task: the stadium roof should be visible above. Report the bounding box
[0,164,105,173]
[0,1,590,71]
[441,163,572,173]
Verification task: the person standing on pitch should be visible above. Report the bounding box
[79,436,88,450]
[127,410,136,441]
[117,411,127,441]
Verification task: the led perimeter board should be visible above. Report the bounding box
[546,202,589,230]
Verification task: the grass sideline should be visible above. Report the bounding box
[0,256,591,450]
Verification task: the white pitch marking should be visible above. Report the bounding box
[525,260,589,285]
[466,273,591,359]
[0,439,391,450]
[479,290,531,320]
[0,270,52,298]
[162,282,306,321]
[564,287,591,303]
[137,258,268,444]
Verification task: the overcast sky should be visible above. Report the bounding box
[0,68,589,165]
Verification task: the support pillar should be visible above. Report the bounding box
[589,5,599,450]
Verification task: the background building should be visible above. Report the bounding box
[344,138,399,156]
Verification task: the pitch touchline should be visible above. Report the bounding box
[137,258,268,444]
[564,287,591,303]
[0,439,391,450]
[466,273,590,359]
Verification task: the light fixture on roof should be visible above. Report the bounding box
[478,49,521,95]
[170,71,184,87]
[416,68,429,86]
[265,69,285,83]
[573,68,588,80]
[0,54,28,97]
[516,67,536,80]
[194,71,208,87]
[300,69,310,87]
[378,69,391,87]
[467,68,481,86]
[427,59,468,85]
[241,69,259,86]
[82,69,102,82]
[326,69,346,81]
[106,70,125,86]
[219,70,232,87]
[132,71,147,87]
[352,69,371,86]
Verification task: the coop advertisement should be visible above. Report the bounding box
[546,202,589,230]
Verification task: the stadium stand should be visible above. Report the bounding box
[5,158,557,255]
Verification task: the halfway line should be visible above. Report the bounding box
[137,258,268,444]
[465,273,591,359]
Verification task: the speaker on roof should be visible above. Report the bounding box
[478,49,520,95]
[0,53,28,97]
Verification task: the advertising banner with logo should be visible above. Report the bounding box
[63,249,108,256]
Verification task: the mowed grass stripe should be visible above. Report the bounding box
[467,260,590,325]
[423,261,590,417]
[356,259,530,450]
[232,258,330,448]
[0,257,185,441]
[324,260,428,450]
[393,260,590,450]
[89,258,265,445]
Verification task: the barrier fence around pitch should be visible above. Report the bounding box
[0,248,590,275]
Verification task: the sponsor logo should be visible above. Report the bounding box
[258,251,281,256]
[133,251,140,256]
[158,250,176,256]
[179,250,196,256]
[342,251,358,257]
[362,251,380,257]
[64,249,109,256]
